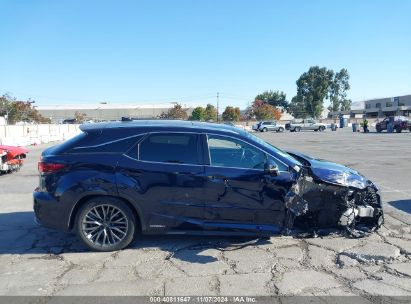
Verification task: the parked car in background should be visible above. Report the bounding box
[62,118,77,124]
[375,116,410,133]
[289,118,327,132]
[34,120,383,251]
[223,121,250,131]
[285,119,300,130]
[252,121,285,132]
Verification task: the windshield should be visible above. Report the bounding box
[244,131,302,166]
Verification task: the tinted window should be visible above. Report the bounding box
[139,133,200,164]
[207,135,267,169]
[72,135,143,154]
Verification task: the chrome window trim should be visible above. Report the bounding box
[126,157,205,167]
[73,134,143,150]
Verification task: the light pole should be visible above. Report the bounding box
[216,92,219,123]
[25,100,36,123]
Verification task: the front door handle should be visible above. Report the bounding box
[207,175,229,187]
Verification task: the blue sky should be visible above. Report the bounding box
[0,0,410,109]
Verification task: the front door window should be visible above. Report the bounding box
[207,135,267,170]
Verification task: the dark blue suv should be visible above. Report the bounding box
[34,120,383,251]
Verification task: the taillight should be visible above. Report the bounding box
[38,162,66,173]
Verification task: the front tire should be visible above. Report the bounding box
[262,127,268,132]
[295,127,301,132]
[76,197,136,252]
[278,127,284,132]
[319,126,325,132]
[395,126,402,133]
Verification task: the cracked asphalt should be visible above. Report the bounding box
[0,128,410,299]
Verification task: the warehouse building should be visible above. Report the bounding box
[364,94,411,118]
[329,94,411,119]
[37,103,194,123]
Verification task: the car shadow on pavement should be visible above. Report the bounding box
[0,211,270,264]
[388,200,411,214]
[0,211,84,255]
[129,234,271,264]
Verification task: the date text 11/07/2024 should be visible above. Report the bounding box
[149,296,257,303]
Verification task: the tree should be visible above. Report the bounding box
[339,98,352,112]
[0,94,50,124]
[252,99,282,121]
[74,111,88,123]
[222,106,241,122]
[328,68,352,112]
[292,66,334,118]
[204,104,217,121]
[289,95,308,118]
[190,106,206,121]
[255,90,289,110]
[159,104,188,120]
[0,94,16,123]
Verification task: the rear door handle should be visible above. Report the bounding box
[207,174,227,180]
[174,171,192,176]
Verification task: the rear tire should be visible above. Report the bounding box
[76,197,136,252]
[376,126,382,133]
[319,126,325,132]
[262,128,268,132]
[278,127,284,132]
[395,126,402,133]
[295,127,301,132]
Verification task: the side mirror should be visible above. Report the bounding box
[264,160,280,176]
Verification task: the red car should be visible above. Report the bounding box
[375,116,411,133]
[0,145,29,173]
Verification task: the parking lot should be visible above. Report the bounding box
[0,128,410,298]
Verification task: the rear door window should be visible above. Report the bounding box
[139,133,200,165]
[72,135,143,154]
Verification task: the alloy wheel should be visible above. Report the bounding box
[81,204,129,248]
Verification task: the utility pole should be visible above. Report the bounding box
[247,100,250,126]
[217,92,219,123]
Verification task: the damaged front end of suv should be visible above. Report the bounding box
[284,151,384,237]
